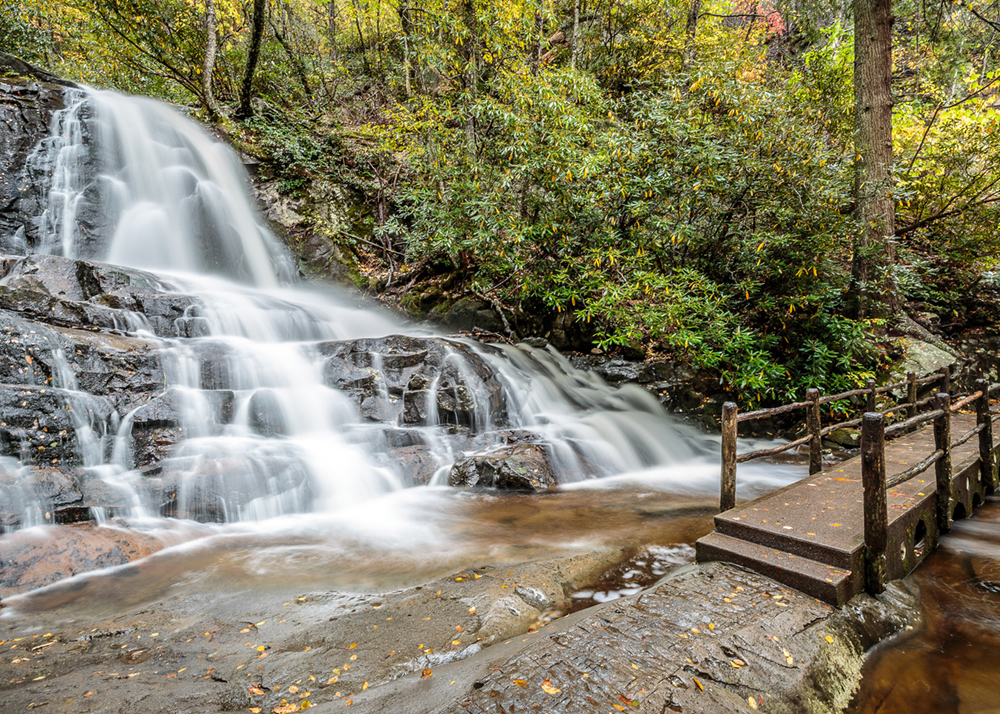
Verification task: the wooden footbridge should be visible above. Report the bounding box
[696,367,1000,605]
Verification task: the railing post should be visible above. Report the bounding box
[862,412,887,595]
[940,366,951,396]
[976,378,996,491]
[807,388,822,475]
[866,378,877,413]
[934,393,953,532]
[721,402,738,512]
[906,371,917,419]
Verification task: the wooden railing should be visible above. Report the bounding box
[860,380,1000,594]
[719,365,959,511]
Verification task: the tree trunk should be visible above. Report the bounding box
[681,0,701,78]
[399,4,414,97]
[202,0,221,118]
[851,0,896,318]
[461,0,477,146]
[571,0,579,69]
[236,0,267,119]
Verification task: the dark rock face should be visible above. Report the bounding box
[319,335,507,429]
[0,383,113,466]
[449,442,557,491]
[0,254,201,338]
[0,53,78,254]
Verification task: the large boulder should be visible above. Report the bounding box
[0,254,201,338]
[449,442,557,491]
[898,338,956,378]
[318,335,507,429]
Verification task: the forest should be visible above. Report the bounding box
[4,0,1000,405]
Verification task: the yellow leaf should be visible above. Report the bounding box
[748,695,758,710]
[513,679,528,687]
[540,680,561,695]
[825,635,834,644]
[693,677,704,691]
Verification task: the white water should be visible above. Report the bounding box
[0,87,802,577]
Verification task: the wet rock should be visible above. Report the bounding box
[449,442,557,491]
[388,445,441,486]
[0,522,164,596]
[357,562,917,714]
[0,254,202,338]
[0,463,83,530]
[150,453,315,522]
[0,310,164,412]
[0,54,80,255]
[319,335,507,430]
[0,384,113,466]
[247,389,286,437]
[441,297,502,333]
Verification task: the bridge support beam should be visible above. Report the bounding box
[862,412,887,595]
[720,402,738,511]
[934,393,953,533]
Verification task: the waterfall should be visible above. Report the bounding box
[0,87,738,534]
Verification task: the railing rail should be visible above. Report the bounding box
[719,365,969,511]
[853,380,994,595]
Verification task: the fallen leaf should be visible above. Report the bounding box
[513,679,527,687]
[825,635,834,644]
[693,678,704,691]
[250,686,267,696]
[748,695,758,710]
[349,643,357,649]
[540,679,561,695]
[421,669,432,679]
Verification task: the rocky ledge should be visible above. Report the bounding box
[0,556,919,714]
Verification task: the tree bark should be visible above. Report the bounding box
[850,0,897,318]
[681,0,701,79]
[236,0,267,119]
[571,0,579,69]
[461,0,477,146]
[202,0,221,118]
[399,4,415,97]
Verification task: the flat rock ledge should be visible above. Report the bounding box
[344,562,918,714]
[0,560,917,714]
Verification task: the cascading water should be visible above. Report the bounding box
[0,86,799,602]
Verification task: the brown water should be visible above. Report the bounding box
[3,485,716,620]
[849,494,1000,714]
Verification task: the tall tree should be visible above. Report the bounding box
[236,0,267,118]
[851,0,896,318]
[202,0,221,118]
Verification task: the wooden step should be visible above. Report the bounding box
[695,532,858,606]
[714,512,859,570]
